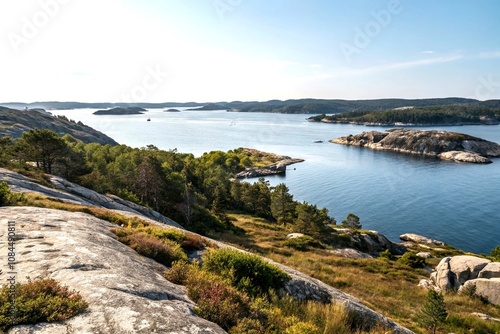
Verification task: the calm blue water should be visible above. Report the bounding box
[53,108,500,254]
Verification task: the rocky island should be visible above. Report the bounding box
[93,107,147,115]
[331,129,500,163]
[234,149,304,178]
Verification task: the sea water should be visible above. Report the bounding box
[52,108,500,254]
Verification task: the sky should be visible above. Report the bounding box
[1,0,500,103]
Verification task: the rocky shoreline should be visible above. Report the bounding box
[331,129,500,164]
[235,157,304,178]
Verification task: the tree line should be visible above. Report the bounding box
[1,129,355,238]
[314,105,500,125]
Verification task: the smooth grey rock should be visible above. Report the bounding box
[329,248,373,259]
[478,262,500,279]
[463,278,500,306]
[332,129,500,163]
[399,233,445,246]
[438,151,491,163]
[0,168,182,228]
[449,255,491,285]
[433,257,460,291]
[0,207,225,334]
[286,233,305,239]
[416,252,432,259]
[470,312,500,322]
[418,279,434,290]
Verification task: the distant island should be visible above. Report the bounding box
[308,105,500,126]
[93,107,147,115]
[164,108,180,112]
[331,129,500,163]
[3,97,500,115]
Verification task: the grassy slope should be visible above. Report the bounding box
[214,214,500,333]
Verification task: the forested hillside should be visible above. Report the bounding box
[309,105,500,125]
[0,130,335,238]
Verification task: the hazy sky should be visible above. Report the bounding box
[2,0,500,103]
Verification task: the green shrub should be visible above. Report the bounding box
[164,261,193,285]
[283,236,322,251]
[399,252,426,268]
[116,232,187,266]
[0,181,11,206]
[186,270,251,330]
[203,248,290,296]
[491,246,500,261]
[0,279,88,331]
[379,249,396,260]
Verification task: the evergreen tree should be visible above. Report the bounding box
[341,213,362,230]
[418,290,448,334]
[17,129,70,174]
[270,183,295,226]
[294,202,330,238]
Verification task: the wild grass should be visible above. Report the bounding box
[217,213,500,333]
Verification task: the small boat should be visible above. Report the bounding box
[313,140,323,143]
[147,118,151,121]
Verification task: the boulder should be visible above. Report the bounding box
[478,262,500,279]
[399,233,445,246]
[449,255,491,284]
[416,252,432,259]
[425,255,499,305]
[418,279,434,291]
[470,312,500,322]
[287,233,305,239]
[432,257,460,291]
[438,151,491,163]
[463,278,500,305]
[329,248,373,259]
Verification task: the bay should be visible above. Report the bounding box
[53,108,500,254]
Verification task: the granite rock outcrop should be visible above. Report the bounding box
[331,129,500,163]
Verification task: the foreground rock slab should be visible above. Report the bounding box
[0,207,225,334]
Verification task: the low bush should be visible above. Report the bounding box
[0,278,88,331]
[203,248,290,296]
[116,231,187,266]
[0,181,11,206]
[491,245,500,261]
[186,269,251,330]
[164,261,194,285]
[379,249,396,260]
[283,235,322,251]
[399,252,426,268]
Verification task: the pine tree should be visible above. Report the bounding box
[418,290,448,334]
[341,213,362,230]
[270,183,295,226]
